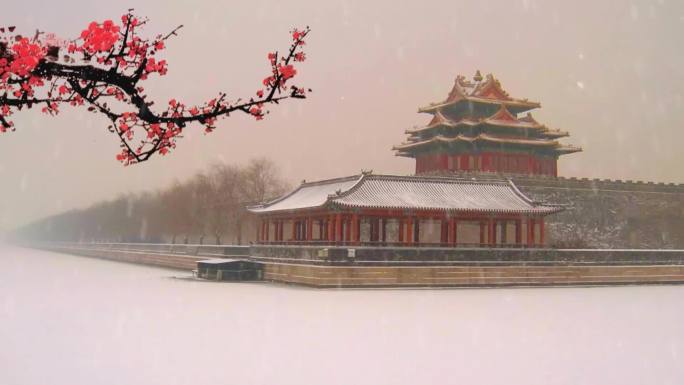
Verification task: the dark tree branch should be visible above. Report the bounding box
[0,12,310,164]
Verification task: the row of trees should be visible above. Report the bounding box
[13,158,289,244]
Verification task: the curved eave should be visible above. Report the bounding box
[555,146,583,155]
[481,119,544,130]
[540,130,570,139]
[418,97,540,114]
[248,205,327,215]
[329,201,562,215]
[394,150,415,158]
[405,120,477,135]
[406,119,545,137]
[393,134,561,151]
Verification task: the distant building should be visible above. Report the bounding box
[394,71,581,176]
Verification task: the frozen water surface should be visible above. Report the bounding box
[1,245,683,385]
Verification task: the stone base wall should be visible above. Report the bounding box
[253,244,684,287]
[262,263,684,287]
[250,244,684,266]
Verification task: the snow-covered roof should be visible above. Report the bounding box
[197,258,242,264]
[248,175,361,213]
[248,174,562,215]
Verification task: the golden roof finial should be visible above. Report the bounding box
[473,70,483,82]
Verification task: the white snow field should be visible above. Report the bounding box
[1,244,683,385]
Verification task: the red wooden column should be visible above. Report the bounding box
[324,219,328,241]
[414,218,420,244]
[369,218,378,242]
[488,218,496,246]
[291,219,297,241]
[539,217,545,246]
[345,217,351,242]
[257,220,262,243]
[264,219,269,242]
[440,218,448,245]
[351,213,360,244]
[357,217,362,243]
[306,217,313,242]
[527,217,535,247]
[479,221,486,247]
[333,213,341,242]
[398,218,405,243]
[327,215,334,242]
[446,217,453,245]
[515,218,522,245]
[452,218,458,246]
[406,216,413,245]
[447,217,457,246]
[381,218,387,243]
[334,216,339,242]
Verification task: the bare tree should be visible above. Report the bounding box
[206,163,241,245]
[12,157,290,245]
[236,158,289,244]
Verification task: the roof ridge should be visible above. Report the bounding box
[327,173,371,201]
[300,174,361,187]
[362,173,511,185]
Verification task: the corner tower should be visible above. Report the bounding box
[393,71,581,176]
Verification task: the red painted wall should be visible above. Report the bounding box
[415,152,557,176]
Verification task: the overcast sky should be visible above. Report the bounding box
[1,0,683,231]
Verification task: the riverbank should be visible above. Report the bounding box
[33,242,684,288]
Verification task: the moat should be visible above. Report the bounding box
[2,245,683,385]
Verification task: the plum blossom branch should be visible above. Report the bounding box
[0,11,310,165]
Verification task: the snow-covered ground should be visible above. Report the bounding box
[1,244,683,385]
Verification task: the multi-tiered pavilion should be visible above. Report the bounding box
[394,71,581,176]
[249,72,576,248]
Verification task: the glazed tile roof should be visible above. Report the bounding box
[248,174,562,215]
[418,74,541,114]
[393,133,564,151]
[402,72,581,159]
[405,108,569,139]
[248,175,360,213]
